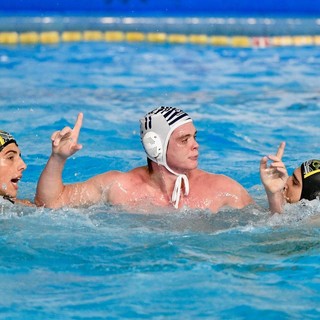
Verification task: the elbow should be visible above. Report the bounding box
[34,194,44,207]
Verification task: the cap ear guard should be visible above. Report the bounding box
[142,131,162,159]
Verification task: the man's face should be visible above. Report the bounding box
[0,143,26,198]
[284,167,302,203]
[166,122,199,174]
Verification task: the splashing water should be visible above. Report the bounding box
[1,42,320,318]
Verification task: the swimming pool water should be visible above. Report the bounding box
[1,42,320,319]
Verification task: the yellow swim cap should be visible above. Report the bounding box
[0,130,17,152]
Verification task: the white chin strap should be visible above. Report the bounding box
[171,174,189,209]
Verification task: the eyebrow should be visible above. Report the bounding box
[3,150,18,155]
[178,130,197,138]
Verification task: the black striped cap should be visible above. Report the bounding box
[0,130,17,152]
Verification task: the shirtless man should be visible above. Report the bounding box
[35,107,253,212]
[0,130,31,206]
[260,142,320,213]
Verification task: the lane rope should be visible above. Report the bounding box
[0,31,319,47]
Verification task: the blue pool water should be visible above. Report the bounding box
[1,42,320,319]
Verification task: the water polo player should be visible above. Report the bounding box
[0,130,27,204]
[35,107,253,212]
[260,142,320,213]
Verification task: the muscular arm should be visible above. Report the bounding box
[223,177,254,209]
[205,172,254,212]
[35,160,115,208]
[35,113,112,209]
[35,154,106,208]
[35,153,66,207]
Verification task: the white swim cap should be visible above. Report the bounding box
[140,106,193,208]
[140,106,192,169]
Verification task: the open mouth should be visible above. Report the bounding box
[11,177,21,187]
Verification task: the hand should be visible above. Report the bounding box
[51,113,83,160]
[260,142,289,195]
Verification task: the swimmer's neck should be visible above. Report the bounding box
[149,163,191,190]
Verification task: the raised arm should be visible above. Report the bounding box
[260,142,288,213]
[35,113,102,208]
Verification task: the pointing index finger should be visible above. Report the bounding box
[276,141,286,160]
[73,112,83,137]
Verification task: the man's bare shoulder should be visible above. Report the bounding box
[193,169,237,185]
[94,166,148,185]
[192,169,249,195]
[192,169,253,209]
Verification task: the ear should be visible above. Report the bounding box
[142,132,162,158]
